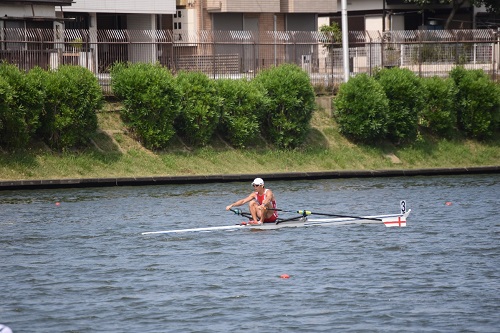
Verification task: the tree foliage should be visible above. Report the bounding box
[333,74,389,143]
[374,67,424,144]
[111,62,181,150]
[420,76,458,137]
[39,65,103,150]
[254,63,316,149]
[217,79,265,148]
[175,71,222,146]
[449,66,500,139]
[319,22,342,52]
[0,63,43,149]
[405,0,500,29]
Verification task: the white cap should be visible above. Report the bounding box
[252,178,264,186]
[0,324,13,333]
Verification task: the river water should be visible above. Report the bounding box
[1,174,499,332]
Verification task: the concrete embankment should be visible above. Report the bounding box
[0,166,498,191]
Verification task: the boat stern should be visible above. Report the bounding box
[382,209,411,227]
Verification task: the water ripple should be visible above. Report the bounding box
[1,174,499,332]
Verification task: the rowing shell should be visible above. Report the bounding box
[141,208,411,235]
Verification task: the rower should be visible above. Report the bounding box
[225,178,278,224]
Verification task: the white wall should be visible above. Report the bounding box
[68,0,176,14]
[318,16,330,31]
[127,14,157,63]
[365,15,383,31]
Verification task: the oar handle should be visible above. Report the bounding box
[230,208,242,215]
[229,208,252,219]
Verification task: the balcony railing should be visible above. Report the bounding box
[1,28,498,94]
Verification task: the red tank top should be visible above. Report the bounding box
[255,189,278,220]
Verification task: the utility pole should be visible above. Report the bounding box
[383,0,386,31]
[342,0,349,82]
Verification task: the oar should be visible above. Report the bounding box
[229,208,252,219]
[269,208,383,221]
[231,208,303,225]
[275,215,307,224]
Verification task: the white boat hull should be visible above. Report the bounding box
[141,209,411,235]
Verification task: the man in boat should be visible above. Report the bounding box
[225,178,278,224]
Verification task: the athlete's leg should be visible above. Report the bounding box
[248,201,261,223]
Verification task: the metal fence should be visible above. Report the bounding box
[0,28,498,94]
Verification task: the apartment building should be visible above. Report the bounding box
[203,0,336,32]
[59,0,175,30]
[4,1,495,41]
[2,1,495,81]
[57,0,336,34]
[52,0,338,72]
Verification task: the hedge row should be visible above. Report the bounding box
[4,63,495,152]
[334,67,500,144]
[0,63,103,150]
[110,62,316,149]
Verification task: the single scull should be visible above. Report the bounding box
[141,201,410,235]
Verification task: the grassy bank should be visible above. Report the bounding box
[0,101,499,181]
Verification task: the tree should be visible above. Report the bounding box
[319,22,342,52]
[406,0,500,29]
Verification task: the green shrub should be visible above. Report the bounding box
[333,74,389,143]
[420,76,458,137]
[0,63,44,148]
[39,65,103,150]
[216,79,265,148]
[175,71,222,146]
[0,76,15,148]
[111,62,181,149]
[449,67,500,139]
[374,67,424,144]
[254,63,316,149]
